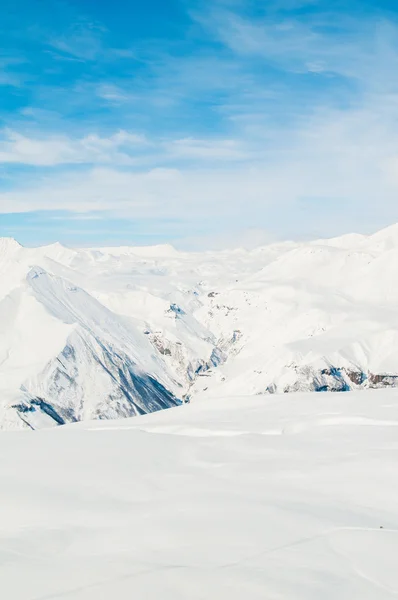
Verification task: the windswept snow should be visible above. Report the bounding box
[0,389,398,598]
[3,225,398,427]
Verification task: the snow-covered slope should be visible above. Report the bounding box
[1,389,398,599]
[3,225,398,428]
[0,242,181,428]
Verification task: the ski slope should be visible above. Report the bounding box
[1,389,398,599]
[3,224,398,427]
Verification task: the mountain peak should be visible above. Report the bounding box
[368,223,398,247]
[0,237,22,254]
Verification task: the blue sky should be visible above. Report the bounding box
[1,0,398,247]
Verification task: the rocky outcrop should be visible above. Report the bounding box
[265,364,398,395]
[368,373,398,387]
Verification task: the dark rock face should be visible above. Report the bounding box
[14,398,69,428]
[368,373,398,387]
[13,332,181,430]
[345,370,367,386]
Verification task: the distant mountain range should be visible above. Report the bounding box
[2,225,398,429]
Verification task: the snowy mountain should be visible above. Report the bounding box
[3,224,398,428]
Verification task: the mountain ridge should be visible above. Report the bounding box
[2,225,398,428]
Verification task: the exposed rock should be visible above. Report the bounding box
[369,373,398,387]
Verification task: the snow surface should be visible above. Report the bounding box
[3,225,398,427]
[1,389,398,599]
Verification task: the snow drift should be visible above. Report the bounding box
[1,389,398,598]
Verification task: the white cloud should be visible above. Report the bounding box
[2,93,398,238]
[166,138,248,160]
[48,22,104,61]
[0,130,147,166]
[195,6,398,87]
[3,4,398,242]
[96,84,133,103]
[48,21,134,63]
[49,214,104,221]
[0,130,251,166]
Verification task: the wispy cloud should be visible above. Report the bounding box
[0,129,251,166]
[0,56,28,88]
[0,129,148,166]
[166,138,248,160]
[48,213,105,221]
[47,20,134,63]
[2,0,398,245]
[96,83,135,104]
[49,22,104,61]
[195,5,398,88]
